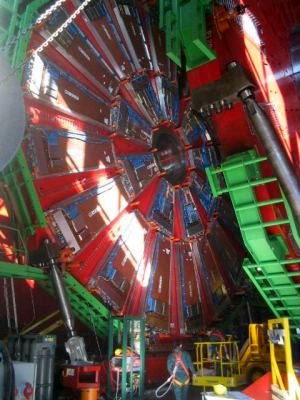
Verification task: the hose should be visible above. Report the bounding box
[155,376,173,398]
[114,368,120,400]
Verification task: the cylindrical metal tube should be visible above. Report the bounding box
[35,346,47,400]
[46,344,55,400]
[49,262,76,337]
[243,95,300,225]
[81,388,99,400]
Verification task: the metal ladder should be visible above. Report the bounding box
[206,149,300,334]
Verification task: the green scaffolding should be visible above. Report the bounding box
[0,261,117,337]
[108,315,145,400]
[206,149,300,333]
[159,0,215,70]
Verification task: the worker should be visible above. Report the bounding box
[207,327,226,358]
[167,342,196,400]
[207,327,229,376]
[114,346,139,357]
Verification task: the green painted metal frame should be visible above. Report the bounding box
[159,0,215,70]
[0,0,50,67]
[0,261,116,337]
[0,0,20,56]
[108,316,145,400]
[0,0,122,340]
[0,223,27,260]
[0,0,50,236]
[1,152,47,236]
[206,149,300,332]
[0,261,48,280]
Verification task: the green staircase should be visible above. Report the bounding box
[159,0,215,70]
[0,261,116,337]
[206,149,300,333]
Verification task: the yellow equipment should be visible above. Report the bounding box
[192,338,245,388]
[239,323,285,383]
[268,318,300,400]
[192,322,286,388]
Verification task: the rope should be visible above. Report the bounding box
[155,376,173,398]
[90,315,102,359]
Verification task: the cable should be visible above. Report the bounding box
[155,375,173,398]
[24,285,36,329]
[114,368,120,400]
[90,315,102,359]
[108,361,121,400]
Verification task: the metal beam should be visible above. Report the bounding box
[0,261,117,337]
[0,261,48,280]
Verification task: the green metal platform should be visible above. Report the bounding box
[0,261,115,337]
[206,149,300,333]
[159,0,215,70]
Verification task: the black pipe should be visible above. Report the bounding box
[241,90,300,225]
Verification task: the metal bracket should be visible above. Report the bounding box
[191,61,255,115]
[193,61,300,226]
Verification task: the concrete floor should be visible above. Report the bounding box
[144,385,204,399]
[144,386,253,399]
[58,386,251,399]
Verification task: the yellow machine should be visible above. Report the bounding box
[239,323,285,383]
[192,337,245,388]
[268,318,300,400]
[192,322,286,388]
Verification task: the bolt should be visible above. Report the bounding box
[215,102,222,113]
[227,61,238,70]
[239,88,254,102]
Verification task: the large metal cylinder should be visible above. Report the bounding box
[49,262,76,337]
[242,93,300,225]
[81,388,99,400]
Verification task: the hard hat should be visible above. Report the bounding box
[114,348,122,356]
[213,384,227,396]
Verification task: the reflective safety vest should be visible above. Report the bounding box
[172,352,190,387]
